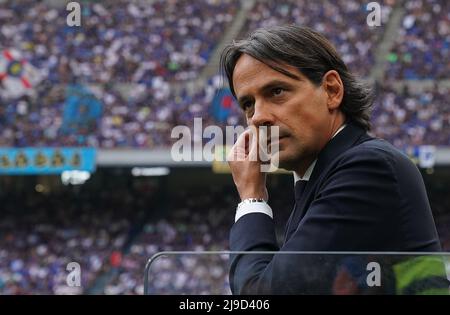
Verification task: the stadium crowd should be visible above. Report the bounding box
[0,0,449,295]
[0,176,448,295]
[103,188,236,295]
[0,0,238,84]
[0,76,244,148]
[1,0,448,149]
[0,181,239,295]
[0,179,154,294]
[371,82,450,148]
[385,0,449,79]
[1,80,449,148]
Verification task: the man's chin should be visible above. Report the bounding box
[266,147,302,171]
[275,153,297,171]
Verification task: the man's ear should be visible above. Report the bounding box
[322,70,344,110]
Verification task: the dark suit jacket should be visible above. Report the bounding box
[229,122,441,294]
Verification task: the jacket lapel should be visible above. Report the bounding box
[283,122,373,243]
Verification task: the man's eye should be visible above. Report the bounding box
[241,102,252,110]
[272,87,285,96]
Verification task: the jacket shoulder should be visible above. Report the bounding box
[341,137,415,169]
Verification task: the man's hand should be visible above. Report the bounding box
[227,128,268,201]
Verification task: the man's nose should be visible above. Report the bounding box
[249,101,274,127]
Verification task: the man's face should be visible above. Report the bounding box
[232,54,341,173]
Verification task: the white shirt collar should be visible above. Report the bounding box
[293,160,316,182]
[293,124,347,183]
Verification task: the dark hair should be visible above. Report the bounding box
[220,25,373,131]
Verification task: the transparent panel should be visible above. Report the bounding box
[144,252,450,295]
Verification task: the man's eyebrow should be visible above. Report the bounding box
[260,80,295,92]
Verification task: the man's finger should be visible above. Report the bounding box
[235,129,252,151]
[247,126,259,162]
[228,129,251,162]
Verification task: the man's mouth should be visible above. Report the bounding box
[276,133,290,140]
[267,134,289,147]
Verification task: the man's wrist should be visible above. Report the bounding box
[239,198,266,206]
[239,191,268,202]
[235,198,273,222]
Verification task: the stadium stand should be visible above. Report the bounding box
[0,176,155,294]
[0,170,448,295]
[385,0,449,79]
[371,82,450,147]
[0,0,449,149]
[0,0,239,84]
[0,0,449,295]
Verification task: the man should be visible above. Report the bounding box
[221,25,441,294]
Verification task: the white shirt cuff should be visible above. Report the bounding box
[235,202,273,222]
